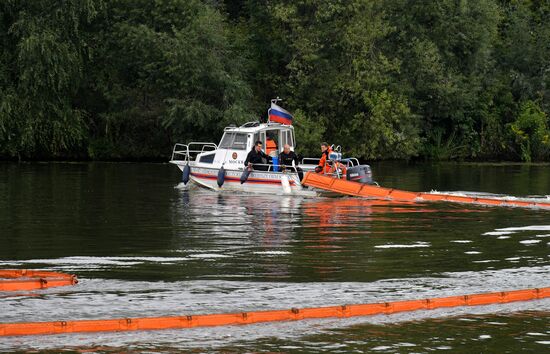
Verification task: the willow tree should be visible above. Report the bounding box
[0,0,101,159]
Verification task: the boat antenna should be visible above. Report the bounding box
[271,97,282,105]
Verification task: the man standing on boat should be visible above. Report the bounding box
[245,140,272,171]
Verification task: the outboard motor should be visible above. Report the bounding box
[346,165,374,184]
[217,166,225,187]
[182,164,191,185]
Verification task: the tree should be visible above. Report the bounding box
[86,0,255,158]
[510,100,550,162]
[382,0,501,159]
[266,0,420,159]
[0,0,101,159]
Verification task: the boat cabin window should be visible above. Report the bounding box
[281,130,294,149]
[253,128,294,154]
[253,132,263,150]
[219,132,248,150]
[265,130,279,155]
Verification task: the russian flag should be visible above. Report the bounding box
[268,102,293,125]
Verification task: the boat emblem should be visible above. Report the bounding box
[232,152,238,159]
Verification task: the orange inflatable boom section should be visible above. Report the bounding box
[302,172,550,209]
[1,287,549,337]
[0,269,78,292]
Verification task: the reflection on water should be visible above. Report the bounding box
[1,162,550,352]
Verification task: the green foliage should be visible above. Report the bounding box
[343,90,420,159]
[510,100,550,162]
[292,109,326,158]
[1,0,550,161]
[87,0,255,158]
[264,0,419,159]
[382,0,502,156]
[0,0,100,158]
[423,129,468,161]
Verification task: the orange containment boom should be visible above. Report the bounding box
[0,269,78,292]
[302,172,550,209]
[1,287,549,337]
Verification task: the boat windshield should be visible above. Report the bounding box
[219,132,248,150]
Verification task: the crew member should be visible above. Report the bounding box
[330,158,347,177]
[315,142,332,174]
[279,144,303,180]
[265,136,277,156]
[279,144,299,166]
[245,140,271,171]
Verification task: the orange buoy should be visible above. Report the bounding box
[0,269,78,292]
[302,172,550,209]
[1,287,548,337]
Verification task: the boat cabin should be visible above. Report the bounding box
[197,122,295,170]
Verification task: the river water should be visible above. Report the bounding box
[1,161,550,352]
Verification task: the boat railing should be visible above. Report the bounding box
[301,157,361,168]
[341,157,360,167]
[171,142,218,162]
[250,163,299,174]
[301,157,321,165]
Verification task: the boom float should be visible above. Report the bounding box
[1,287,549,337]
[0,269,78,292]
[302,172,550,209]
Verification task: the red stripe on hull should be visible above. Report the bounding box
[191,172,296,185]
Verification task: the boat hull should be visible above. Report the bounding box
[171,162,314,196]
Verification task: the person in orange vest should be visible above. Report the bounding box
[330,157,347,177]
[314,142,347,177]
[315,142,332,174]
[265,137,277,156]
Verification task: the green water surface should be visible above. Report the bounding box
[1,161,549,353]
